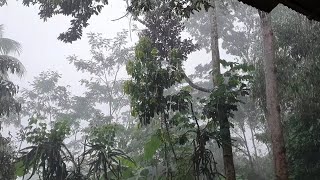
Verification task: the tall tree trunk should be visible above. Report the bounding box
[210,2,220,85]
[240,124,254,170]
[248,121,258,159]
[210,1,236,180]
[259,11,289,180]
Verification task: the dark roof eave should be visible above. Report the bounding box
[238,0,279,12]
[238,0,320,21]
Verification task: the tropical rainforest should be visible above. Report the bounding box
[0,0,320,180]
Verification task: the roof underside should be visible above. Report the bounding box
[238,0,320,21]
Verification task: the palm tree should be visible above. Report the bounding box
[0,24,25,179]
[0,24,25,77]
[0,24,25,117]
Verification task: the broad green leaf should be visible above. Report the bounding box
[118,157,136,168]
[14,160,25,177]
[144,132,162,160]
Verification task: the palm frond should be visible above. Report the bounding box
[0,78,20,116]
[0,55,25,77]
[0,37,22,55]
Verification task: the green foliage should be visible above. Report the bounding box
[17,118,73,180]
[69,30,132,125]
[185,2,273,178]
[23,71,69,111]
[21,0,213,42]
[128,0,212,18]
[0,77,21,117]
[0,24,22,55]
[0,55,24,77]
[144,130,162,160]
[125,37,191,124]
[286,114,320,179]
[7,1,320,179]
[15,115,133,180]
[15,160,25,177]
[89,124,117,147]
[84,124,135,179]
[0,25,24,179]
[18,71,80,129]
[0,24,24,118]
[270,6,320,179]
[203,60,253,122]
[124,2,241,179]
[124,2,197,124]
[21,0,108,43]
[0,136,15,180]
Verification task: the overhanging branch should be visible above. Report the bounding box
[182,73,212,93]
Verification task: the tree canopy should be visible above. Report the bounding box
[1,0,320,180]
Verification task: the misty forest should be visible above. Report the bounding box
[0,0,320,180]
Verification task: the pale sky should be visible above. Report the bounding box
[1,0,135,93]
[1,1,266,174]
[0,0,227,93]
[0,0,239,128]
[0,0,231,134]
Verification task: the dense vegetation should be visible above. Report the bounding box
[1,0,320,180]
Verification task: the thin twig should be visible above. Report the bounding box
[111,12,129,21]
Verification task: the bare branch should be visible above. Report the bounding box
[134,17,147,26]
[111,12,129,21]
[183,73,212,93]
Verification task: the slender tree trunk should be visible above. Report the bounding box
[248,121,258,159]
[161,114,171,179]
[218,114,236,180]
[259,11,289,180]
[240,125,254,170]
[210,1,220,85]
[109,101,112,117]
[210,1,236,180]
